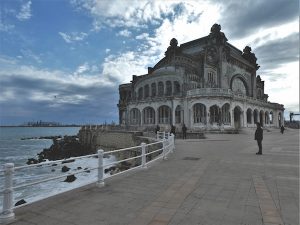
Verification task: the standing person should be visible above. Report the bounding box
[155,125,160,134]
[170,125,176,136]
[254,122,263,155]
[182,124,187,139]
[280,125,285,134]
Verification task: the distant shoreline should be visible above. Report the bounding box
[0,125,82,128]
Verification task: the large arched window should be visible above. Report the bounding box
[193,103,206,123]
[221,103,230,124]
[247,108,252,124]
[210,105,220,123]
[151,83,156,97]
[143,107,155,124]
[144,85,149,99]
[130,108,141,125]
[231,77,247,95]
[166,81,172,96]
[158,82,164,96]
[175,105,181,124]
[269,112,273,124]
[254,109,258,123]
[174,81,180,95]
[158,105,171,124]
[138,87,143,100]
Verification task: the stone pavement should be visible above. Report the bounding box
[9,128,299,225]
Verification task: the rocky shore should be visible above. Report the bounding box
[26,135,93,164]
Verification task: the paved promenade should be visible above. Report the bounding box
[10,128,299,225]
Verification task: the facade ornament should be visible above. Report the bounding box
[242,46,260,70]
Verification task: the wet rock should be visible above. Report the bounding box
[62,159,75,164]
[64,175,76,183]
[26,158,39,165]
[15,199,26,206]
[61,166,70,172]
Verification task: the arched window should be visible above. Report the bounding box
[175,105,181,124]
[254,109,258,123]
[270,112,273,124]
[232,77,247,95]
[138,87,143,100]
[247,108,252,124]
[130,108,141,125]
[151,83,156,97]
[158,82,164,96]
[166,81,172,96]
[143,107,155,124]
[210,105,220,123]
[174,81,180,95]
[144,85,149,99]
[221,103,230,124]
[158,106,171,124]
[265,111,269,124]
[193,103,206,123]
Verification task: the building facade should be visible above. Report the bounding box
[118,24,284,131]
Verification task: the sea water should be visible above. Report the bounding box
[0,127,116,207]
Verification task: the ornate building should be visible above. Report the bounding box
[118,24,284,131]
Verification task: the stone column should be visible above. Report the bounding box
[172,101,175,125]
[231,109,234,128]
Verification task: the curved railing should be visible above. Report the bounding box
[0,132,175,224]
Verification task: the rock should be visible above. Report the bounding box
[15,199,26,206]
[26,158,39,165]
[104,166,116,173]
[84,168,90,173]
[52,164,57,166]
[61,166,70,172]
[64,175,76,183]
[51,169,55,172]
[77,167,82,170]
[62,159,75,164]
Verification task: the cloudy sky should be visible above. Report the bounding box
[0,0,298,125]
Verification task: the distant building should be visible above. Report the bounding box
[118,24,284,131]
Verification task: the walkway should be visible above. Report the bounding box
[10,129,299,225]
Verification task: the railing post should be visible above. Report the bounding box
[163,138,167,160]
[0,163,15,224]
[141,143,147,169]
[170,134,175,153]
[96,150,105,187]
[156,132,159,140]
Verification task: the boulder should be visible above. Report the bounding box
[26,158,39,165]
[15,199,26,206]
[64,175,76,183]
[61,166,70,172]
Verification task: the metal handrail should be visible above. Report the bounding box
[0,132,175,224]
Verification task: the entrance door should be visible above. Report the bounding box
[234,107,242,129]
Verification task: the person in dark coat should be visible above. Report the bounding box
[280,125,285,134]
[170,125,176,136]
[155,125,160,134]
[182,124,187,139]
[254,122,263,155]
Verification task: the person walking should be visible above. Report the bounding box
[182,124,187,139]
[155,125,160,134]
[254,122,263,155]
[280,125,285,134]
[170,125,176,136]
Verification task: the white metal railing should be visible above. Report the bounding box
[0,132,175,224]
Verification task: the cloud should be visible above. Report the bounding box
[70,0,207,30]
[16,1,32,21]
[254,33,299,70]
[58,31,88,43]
[117,29,132,37]
[0,57,119,125]
[215,0,299,39]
